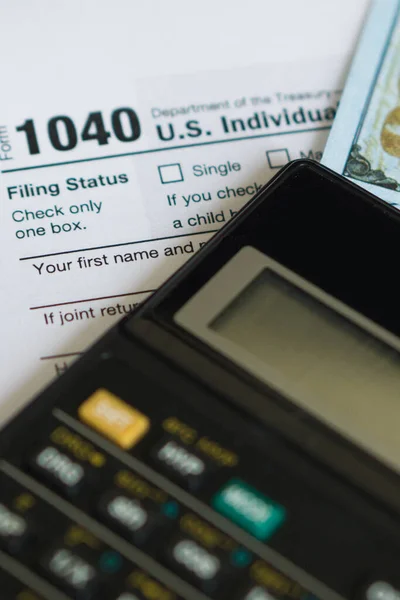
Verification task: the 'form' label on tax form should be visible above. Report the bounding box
[0,57,344,419]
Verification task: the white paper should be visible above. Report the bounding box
[0,0,369,422]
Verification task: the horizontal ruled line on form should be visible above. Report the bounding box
[2,126,331,174]
[19,229,218,261]
[40,352,82,360]
[30,289,155,310]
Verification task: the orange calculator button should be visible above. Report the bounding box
[78,389,150,449]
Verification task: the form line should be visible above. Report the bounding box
[40,352,82,360]
[19,228,217,261]
[2,125,331,174]
[30,288,154,310]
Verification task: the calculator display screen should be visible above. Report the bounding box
[210,269,400,469]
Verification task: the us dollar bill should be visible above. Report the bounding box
[323,0,400,206]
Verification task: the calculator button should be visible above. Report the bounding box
[362,578,400,600]
[39,545,99,598]
[212,479,286,541]
[150,437,209,491]
[234,585,273,600]
[27,444,86,497]
[97,490,161,545]
[165,534,224,593]
[78,389,150,449]
[0,503,31,554]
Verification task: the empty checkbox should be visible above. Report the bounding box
[158,163,184,184]
[266,149,290,169]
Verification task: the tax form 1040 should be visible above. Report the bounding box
[0,0,368,421]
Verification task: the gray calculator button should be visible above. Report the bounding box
[97,490,161,545]
[150,436,210,491]
[40,545,99,599]
[28,444,86,496]
[0,503,30,554]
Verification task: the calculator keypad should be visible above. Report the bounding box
[1,370,399,600]
[0,468,182,600]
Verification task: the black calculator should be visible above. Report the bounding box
[0,160,399,600]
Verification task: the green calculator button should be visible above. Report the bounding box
[212,479,286,541]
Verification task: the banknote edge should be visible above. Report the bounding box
[323,0,400,188]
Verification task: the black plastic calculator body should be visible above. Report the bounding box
[0,160,399,600]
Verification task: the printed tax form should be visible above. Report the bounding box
[0,0,369,420]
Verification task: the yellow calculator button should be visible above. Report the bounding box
[78,389,150,449]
